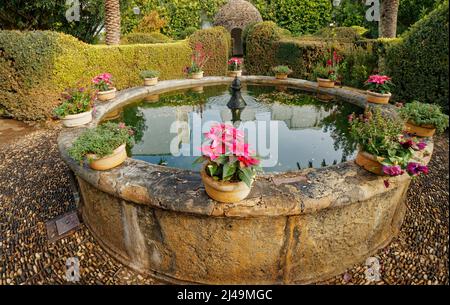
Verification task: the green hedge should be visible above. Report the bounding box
[121,32,172,44]
[189,27,231,77]
[384,1,449,112]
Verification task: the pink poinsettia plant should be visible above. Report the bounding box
[227,57,243,71]
[365,74,393,94]
[194,123,262,187]
[92,73,114,91]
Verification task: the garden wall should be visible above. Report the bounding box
[0,28,229,121]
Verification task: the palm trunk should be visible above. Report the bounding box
[379,0,400,38]
[105,0,121,45]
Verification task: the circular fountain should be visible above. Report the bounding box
[58,76,433,284]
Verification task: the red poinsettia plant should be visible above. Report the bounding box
[184,43,210,75]
[227,57,243,71]
[312,49,343,81]
[194,123,262,187]
[92,73,114,91]
[365,74,393,94]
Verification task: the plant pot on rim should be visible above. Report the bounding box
[189,71,204,79]
[317,78,335,88]
[144,77,158,86]
[405,121,436,137]
[366,90,391,104]
[355,150,386,176]
[61,110,93,128]
[275,73,288,80]
[200,165,253,203]
[97,88,117,101]
[86,144,127,171]
[228,70,242,77]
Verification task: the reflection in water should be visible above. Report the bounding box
[107,85,361,173]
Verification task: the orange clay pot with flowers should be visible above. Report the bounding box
[92,73,116,101]
[312,50,343,88]
[184,43,210,79]
[349,108,429,188]
[227,57,243,77]
[365,74,393,104]
[193,123,262,203]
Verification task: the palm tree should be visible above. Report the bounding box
[104,0,121,44]
[379,0,400,38]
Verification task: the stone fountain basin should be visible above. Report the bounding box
[58,76,433,284]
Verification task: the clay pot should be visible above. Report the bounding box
[191,86,204,93]
[61,110,93,128]
[355,150,386,175]
[317,78,335,88]
[200,166,252,203]
[275,73,288,80]
[228,70,242,77]
[86,144,127,171]
[317,93,334,102]
[97,88,117,101]
[144,77,158,86]
[405,121,436,137]
[366,91,391,104]
[144,94,159,102]
[190,71,204,79]
[102,108,121,121]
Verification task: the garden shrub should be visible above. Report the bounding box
[188,27,231,77]
[315,26,365,43]
[121,32,172,44]
[178,26,198,39]
[384,1,449,112]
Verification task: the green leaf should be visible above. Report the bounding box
[207,163,218,176]
[192,156,205,165]
[238,167,254,188]
[222,162,237,181]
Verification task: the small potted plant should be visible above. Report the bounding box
[397,101,449,137]
[272,65,292,80]
[184,43,210,79]
[194,123,261,203]
[54,88,94,128]
[68,122,134,171]
[227,57,243,77]
[140,70,160,86]
[312,50,342,88]
[349,108,428,182]
[365,74,393,104]
[92,73,116,101]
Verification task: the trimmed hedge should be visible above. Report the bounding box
[384,1,449,112]
[189,27,231,77]
[121,32,172,44]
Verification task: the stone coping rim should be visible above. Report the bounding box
[57,76,433,218]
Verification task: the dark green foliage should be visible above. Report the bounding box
[398,101,449,132]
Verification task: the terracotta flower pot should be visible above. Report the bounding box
[102,108,121,121]
[405,121,436,137]
[317,93,334,102]
[191,86,204,93]
[355,150,386,176]
[228,70,242,77]
[317,78,335,88]
[61,110,93,128]
[86,144,127,171]
[97,88,117,101]
[200,166,252,203]
[144,77,158,86]
[275,73,288,80]
[189,71,204,79]
[144,94,159,102]
[366,90,391,104]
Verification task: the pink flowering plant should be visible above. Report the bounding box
[92,73,114,91]
[193,123,262,187]
[228,57,243,71]
[54,87,94,118]
[349,108,428,181]
[365,74,393,94]
[184,43,210,75]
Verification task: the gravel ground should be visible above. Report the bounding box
[0,126,448,285]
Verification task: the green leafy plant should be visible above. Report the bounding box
[68,122,134,163]
[53,88,94,118]
[398,101,449,133]
[139,70,160,79]
[193,123,262,187]
[272,65,292,75]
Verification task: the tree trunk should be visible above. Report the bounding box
[379,0,400,38]
[105,0,121,45]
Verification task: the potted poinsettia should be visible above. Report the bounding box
[365,74,393,104]
[349,108,428,185]
[54,87,94,128]
[69,122,134,171]
[140,70,160,86]
[397,101,449,137]
[312,50,342,88]
[184,43,210,79]
[227,57,243,77]
[272,65,292,80]
[92,73,116,101]
[194,123,261,203]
